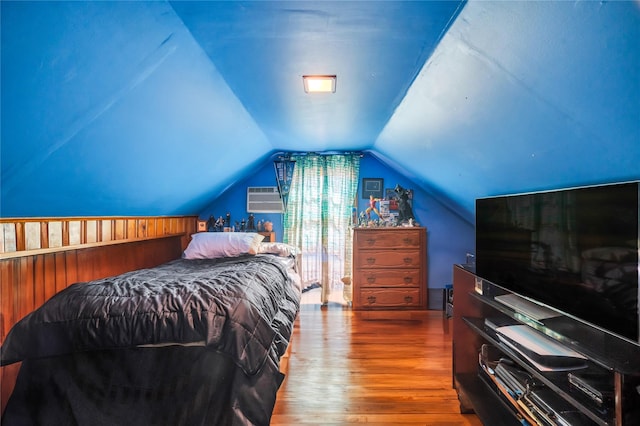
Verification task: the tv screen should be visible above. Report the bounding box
[476,181,639,344]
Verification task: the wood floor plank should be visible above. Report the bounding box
[272,302,481,425]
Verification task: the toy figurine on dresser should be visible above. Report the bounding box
[394,184,414,224]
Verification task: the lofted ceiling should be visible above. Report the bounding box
[169,0,465,152]
[1,1,639,220]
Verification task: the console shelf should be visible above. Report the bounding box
[452,265,640,426]
[468,290,640,374]
[455,372,519,424]
[463,316,612,426]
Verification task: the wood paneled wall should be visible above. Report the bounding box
[1,216,195,257]
[0,216,197,412]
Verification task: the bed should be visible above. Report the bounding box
[0,233,301,426]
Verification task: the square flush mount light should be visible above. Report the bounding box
[303,75,336,93]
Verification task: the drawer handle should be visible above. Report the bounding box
[404,296,413,303]
[365,238,377,246]
[367,296,377,304]
[403,238,413,245]
[403,276,413,284]
[366,257,376,265]
[366,276,376,283]
[403,257,413,265]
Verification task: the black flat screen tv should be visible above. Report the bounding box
[476,181,639,344]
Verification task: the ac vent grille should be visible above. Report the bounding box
[247,187,283,213]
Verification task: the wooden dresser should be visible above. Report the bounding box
[352,227,427,310]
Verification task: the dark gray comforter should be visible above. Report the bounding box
[1,254,301,425]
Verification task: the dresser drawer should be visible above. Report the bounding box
[352,227,427,310]
[357,288,422,308]
[354,249,422,268]
[355,269,421,287]
[354,230,421,249]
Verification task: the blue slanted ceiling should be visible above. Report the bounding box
[169,0,466,152]
[1,1,639,219]
[1,1,271,216]
[375,0,640,220]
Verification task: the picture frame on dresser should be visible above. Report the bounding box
[384,188,399,210]
[361,178,383,199]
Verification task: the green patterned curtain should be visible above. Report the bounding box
[283,154,360,304]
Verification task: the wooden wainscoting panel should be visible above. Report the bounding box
[147,218,157,238]
[0,231,191,413]
[86,220,97,243]
[0,216,197,258]
[1,258,14,338]
[127,219,138,240]
[55,252,68,294]
[25,222,41,251]
[34,254,47,309]
[17,257,35,328]
[0,214,197,414]
[0,234,187,344]
[42,254,58,299]
[64,250,79,290]
[15,222,25,252]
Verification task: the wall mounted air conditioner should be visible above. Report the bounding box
[246,187,283,213]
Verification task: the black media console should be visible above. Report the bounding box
[452,264,640,426]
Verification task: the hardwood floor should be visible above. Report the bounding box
[271,298,482,425]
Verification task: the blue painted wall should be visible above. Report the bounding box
[199,153,475,295]
[198,155,285,237]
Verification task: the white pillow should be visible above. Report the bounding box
[258,242,299,257]
[183,232,265,259]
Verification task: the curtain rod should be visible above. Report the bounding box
[276,151,364,160]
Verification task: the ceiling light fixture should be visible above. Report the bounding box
[303,75,336,93]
